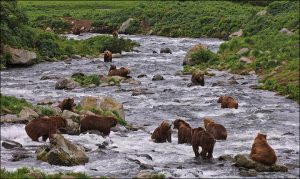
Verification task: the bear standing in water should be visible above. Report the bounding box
[104,50,112,62]
[191,127,216,159]
[25,116,67,142]
[151,120,172,143]
[80,115,118,136]
[173,119,192,144]
[203,117,227,140]
[218,95,238,109]
[250,133,277,166]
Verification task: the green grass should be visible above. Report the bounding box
[34,106,57,116]
[0,167,92,179]
[0,94,32,115]
[71,73,100,87]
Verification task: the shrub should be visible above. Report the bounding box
[190,49,219,65]
[71,74,100,87]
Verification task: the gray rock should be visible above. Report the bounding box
[40,75,61,80]
[234,154,288,172]
[2,140,23,149]
[55,78,79,90]
[37,98,53,105]
[229,29,243,39]
[70,54,81,59]
[36,134,89,166]
[0,114,27,124]
[160,48,172,54]
[11,149,30,162]
[62,110,80,121]
[137,74,147,78]
[280,28,294,35]
[61,118,80,135]
[239,169,258,177]
[152,74,164,81]
[5,47,36,66]
[236,48,249,56]
[19,107,39,121]
[256,10,267,16]
[239,56,254,64]
[118,18,135,34]
[183,44,208,65]
[218,154,235,162]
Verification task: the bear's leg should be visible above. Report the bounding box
[31,135,39,142]
[42,135,48,142]
[200,148,207,159]
[193,144,200,157]
[221,102,227,108]
[167,131,172,143]
[207,149,213,159]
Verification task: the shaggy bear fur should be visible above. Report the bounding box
[80,115,118,136]
[173,119,192,144]
[250,133,277,166]
[203,117,227,140]
[151,121,172,143]
[191,127,216,159]
[191,70,204,86]
[108,65,130,77]
[25,116,67,142]
[104,50,112,62]
[218,96,238,109]
[58,98,75,112]
[112,31,118,38]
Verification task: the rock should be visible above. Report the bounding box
[218,154,235,162]
[137,74,147,78]
[249,70,256,75]
[5,46,37,66]
[61,118,80,135]
[70,54,81,59]
[191,70,205,86]
[135,170,163,179]
[132,88,154,96]
[45,27,52,32]
[122,78,141,85]
[160,48,172,54]
[26,171,44,179]
[62,110,80,121]
[256,10,267,16]
[11,149,30,161]
[239,56,255,64]
[40,75,61,80]
[229,79,239,85]
[55,78,79,90]
[236,48,249,56]
[79,96,125,120]
[112,53,122,58]
[234,154,288,172]
[118,18,135,34]
[36,134,89,166]
[183,44,208,65]
[280,28,294,36]
[229,29,243,39]
[2,140,23,149]
[152,74,164,81]
[239,169,258,177]
[152,50,157,54]
[37,98,53,105]
[19,107,39,121]
[0,114,27,124]
[60,175,76,179]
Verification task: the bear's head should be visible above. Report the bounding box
[160,121,171,131]
[256,133,267,140]
[110,64,117,71]
[173,119,191,129]
[203,117,214,128]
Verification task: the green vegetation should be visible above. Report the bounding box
[0,167,92,179]
[0,94,32,115]
[34,106,57,116]
[71,73,100,87]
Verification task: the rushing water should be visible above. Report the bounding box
[1,34,299,178]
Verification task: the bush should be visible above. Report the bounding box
[125,19,141,34]
[71,74,100,87]
[190,50,219,65]
[0,94,32,115]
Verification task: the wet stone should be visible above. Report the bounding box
[2,140,23,149]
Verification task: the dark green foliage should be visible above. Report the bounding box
[32,15,71,33]
[35,106,57,116]
[112,110,127,126]
[190,50,219,65]
[71,74,100,87]
[0,94,32,115]
[125,19,141,34]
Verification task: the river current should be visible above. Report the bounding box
[1,34,299,178]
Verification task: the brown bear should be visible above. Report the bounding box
[151,120,172,143]
[104,50,112,62]
[191,127,216,159]
[250,133,277,166]
[191,70,204,86]
[203,117,227,140]
[173,119,192,144]
[25,116,67,142]
[108,65,130,77]
[58,98,75,112]
[112,31,118,38]
[217,95,238,109]
[80,115,118,136]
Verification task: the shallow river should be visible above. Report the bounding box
[1,34,299,178]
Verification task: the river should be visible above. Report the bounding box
[1,34,299,178]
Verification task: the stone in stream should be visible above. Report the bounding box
[36,134,89,166]
[19,107,39,122]
[2,140,23,149]
[152,74,164,81]
[160,47,172,54]
[5,46,37,66]
[11,149,31,162]
[183,43,208,66]
[55,78,79,90]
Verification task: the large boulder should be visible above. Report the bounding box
[5,47,37,66]
[79,96,125,120]
[55,78,79,90]
[234,154,288,172]
[0,114,27,124]
[19,107,39,122]
[229,29,243,39]
[36,134,88,166]
[118,18,135,34]
[63,118,80,135]
[183,44,208,65]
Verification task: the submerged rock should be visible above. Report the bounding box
[160,47,172,54]
[2,140,23,149]
[36,134,88,166]
[55,78,79,90]
[234,154,288,172]
[11,149,30,162]
[152,74,164,81]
